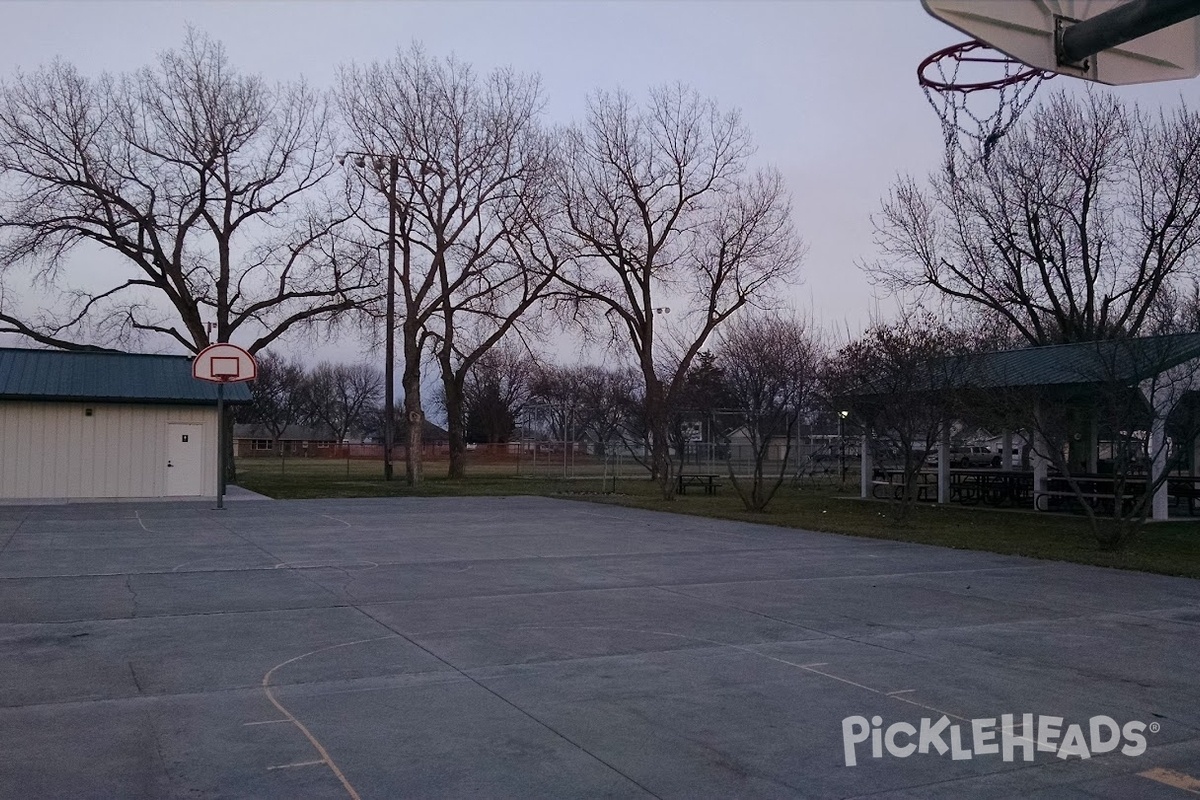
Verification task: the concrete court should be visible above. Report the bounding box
[0,496,1198,799]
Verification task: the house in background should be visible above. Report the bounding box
[0,348,250,500]
[724,424,792,462]
[234,419,453,458]
[233,424,338,457]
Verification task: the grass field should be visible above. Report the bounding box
[235,457,1200,580]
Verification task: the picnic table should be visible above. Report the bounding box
[872,468,1035,506]
[677,472,722,495]
[1035,474,1147,513]
[871,468,937,501]
[949,469,1034,506]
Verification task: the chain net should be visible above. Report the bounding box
[919,41,1054,179]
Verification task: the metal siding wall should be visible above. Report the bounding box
[204,408,218,497]
[96,407,115,497]
[102,406,125,497]
[132,408,154,497]
[0,402,218,499]
[0,404,18,494]
[64,403,82,496]
[114,407,131,497]
[35,402,53,495]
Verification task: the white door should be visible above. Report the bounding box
[166,423,205,496]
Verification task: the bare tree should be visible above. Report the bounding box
[717,313,823,512]
[557,84,803,498]
[337,45,556,483]
[668,351,734,471]
[867,90,1200,345]
[528,362,644,460]
[527,363,588,443]
[462,343,534,444]
[239,352,308,455]
[304,361,383,443]
[828,314,963,518]
[0,31,368,353]
[578,364,647,461]
[0,33,373,484]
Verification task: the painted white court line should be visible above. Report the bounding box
[267,760,325,771]
[272,561,379,571]
[261,636,398,800]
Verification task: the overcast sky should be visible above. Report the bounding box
[1,0,1195,364]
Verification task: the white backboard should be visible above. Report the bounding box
[922,0,1200,84]
[193,343,257,383]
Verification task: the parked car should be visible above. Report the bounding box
[928,445,1000,468]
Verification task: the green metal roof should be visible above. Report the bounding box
[0,348,252,405]
[846,333,1200,400]
[948,333,1200,390]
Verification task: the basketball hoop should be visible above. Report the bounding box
[193,343,257,384]
[192,343,257,511]
[918,40,1055,176]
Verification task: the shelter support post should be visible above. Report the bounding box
[1032,402,1048,511]
[860,433,871,499]
[1149,410,1169,522]
[1192,435,1200,478]
[1141,377,1180,522]
[1088,409,1099,474]
[1002,429,1012,473]
[938,423,950,504]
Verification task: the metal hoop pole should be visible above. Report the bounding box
[1059,0,1200,65]
[217,381,226,510]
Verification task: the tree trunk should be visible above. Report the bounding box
[223,413,237,484]
[1066,408,1090,473]
[445,376,467,479]
[652,427,675,499]
[402,328,424,486]
[645,383,675,499]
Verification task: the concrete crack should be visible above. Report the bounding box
[124,575,140,618]
[128,661,144,694]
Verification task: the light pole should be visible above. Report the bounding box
[340,151,399,481]
[839,410,849,485]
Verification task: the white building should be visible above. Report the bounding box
[0,348,250,500]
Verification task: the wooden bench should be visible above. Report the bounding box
[677,473,722,495]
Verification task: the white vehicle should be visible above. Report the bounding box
[929,445,1000,468]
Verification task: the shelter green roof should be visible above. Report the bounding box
[947,333,1200,390]
[0,348,252,405]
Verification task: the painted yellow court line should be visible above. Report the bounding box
[1140,767,1200,795]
